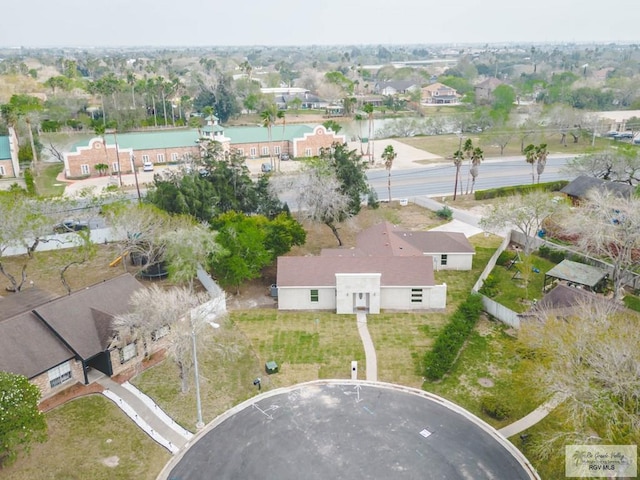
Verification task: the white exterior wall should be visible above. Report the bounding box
[335,273,381,314]
[433,253,473,271]
[380,284,447,310]
[277,286,335,310]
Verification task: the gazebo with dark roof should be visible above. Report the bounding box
[544,259,608,292]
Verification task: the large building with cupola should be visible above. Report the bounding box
[62,117,345,179]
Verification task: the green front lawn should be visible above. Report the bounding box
[2,395,170,480]
[35,162,65,197]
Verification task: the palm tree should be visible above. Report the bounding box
[363,103,374,164]
[463,138,474,194]
[381,145,397,202]
[524,143,537,184]
[452,149,464,201]
[261,105,283,171]
[95,163,109,176]
[535,144,548,183]
[469,147,484,194]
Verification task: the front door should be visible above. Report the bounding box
[354,292,368,311]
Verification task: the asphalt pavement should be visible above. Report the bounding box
[161,381,538,480]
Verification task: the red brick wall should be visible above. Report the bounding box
[64,138,200,179]
[232,140,289,159]
[293,126,346,158]
[0,159,16,178]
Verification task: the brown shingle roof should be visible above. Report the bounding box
[277,256,435,287]
[0,311,74,378]
[0,287,57,321]
[395,230,475,254]
[356,222,475,256]
[560,176,634,199]
[356,222,423,257]
[522,284,625,319]
[34,274,145,360]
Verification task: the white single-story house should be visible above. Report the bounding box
[275,222,475,314]
[277,256,445,314]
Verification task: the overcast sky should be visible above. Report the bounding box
[2,0,639,48]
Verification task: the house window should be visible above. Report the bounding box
[112,162,119,172]
[142,154,150,162]
[157,153,165,163]
[151,325,170,341]
[310,289,319,302]
[441,254,448,266]
[80,164,89,175]
[250,147,257,158]
[237,148,244,156]
[119,342,137,364]
[48,361,72,388]
[305,148,312,157]
[411,288,423,303]
[274,146,281,155]
[317,147,322,156]
[262,146,269,156]
[171,153,179,162]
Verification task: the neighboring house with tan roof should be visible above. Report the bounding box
[421,82,461,105]
[275,222,475,314]
[0,274,168,400]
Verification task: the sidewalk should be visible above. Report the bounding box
[98,377,190,453]
[499,393,567,438]
[356,312,378,381]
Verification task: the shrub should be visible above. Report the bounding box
[424,294,483,380]
[479,274,499,297]
[623,294,640,313]
[537,245,565,264]
[436,205,453,220]
[23,168,36,196]
[367,190,380,209]
[480,395,512,420]
[496,250,513,266]
[474,180,569,200]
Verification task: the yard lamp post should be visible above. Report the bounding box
[191,311,220,431]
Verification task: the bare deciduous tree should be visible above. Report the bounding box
[560,190,640,299]
[480,192,565,254]
[114,285,227,393]
[518,300,640,468]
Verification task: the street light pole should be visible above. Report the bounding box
[191,323,204,430]
[131,154,142,203]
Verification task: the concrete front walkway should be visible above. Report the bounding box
[356,312,378,381]
[98,377,192,453]
[499,393,567,438]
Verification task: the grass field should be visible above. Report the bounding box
[34,162,65,197]
[399,133,612,159]
[2,395,170,480]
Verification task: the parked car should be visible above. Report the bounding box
[613,131,634,139]
[54,220,89,233]
[261,163,272,173]
[143,161,154,172]
[280,153,290,161]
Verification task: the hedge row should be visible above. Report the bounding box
[474,180,569,200]
[424,293,484,381]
